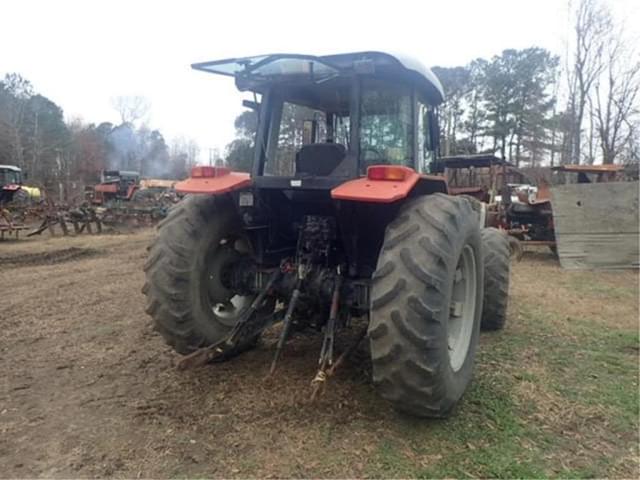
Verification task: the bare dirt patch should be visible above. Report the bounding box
[0,247,100,267]
[0,234,637,478]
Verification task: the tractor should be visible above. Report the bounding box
[86,170,141,205]
[0,164,25,205]
[143,52,511,417]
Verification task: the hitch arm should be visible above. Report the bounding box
[177,269,281,370]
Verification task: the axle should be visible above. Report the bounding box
[226,261,368,319]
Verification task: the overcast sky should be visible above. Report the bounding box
[2,0,638,162]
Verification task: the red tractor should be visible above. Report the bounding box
[87,170,140,205]
[143,52,511,417]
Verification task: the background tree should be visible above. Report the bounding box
[508,48,558,166]
[0,73,34,167]
[432,66,470,156]
[225,109,258,172]
[110,95,151,125]
[22,94,71,182]
[463,58,488,152]
[566,0,612,164]
[67,120,108,183]
[590,32,640,164]
[169,136,200,179]
[0,74,193,199]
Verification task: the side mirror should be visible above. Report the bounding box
[242,99,260,111]
[427,110,439,153]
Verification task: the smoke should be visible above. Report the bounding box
[106,124,137,171]
[106,124,170,178]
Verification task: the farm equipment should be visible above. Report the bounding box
[0,165,31,239]
[0,164,26,205]
[432,155,558,251]
[86,170,141,205]
[143,52,511,417]
[436,154,523,203]
[499,181,555,250]
[88,171,179,206]
[499,164,626,253]
[551,163,624,183]
[434,154,532,227]
[0,164,23,204]
[82,170,176,227]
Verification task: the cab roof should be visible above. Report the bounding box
[192,51,445,105]
[0,165,21,172]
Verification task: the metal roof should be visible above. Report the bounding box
[192,51,445,105]
[438,154,514,169]
[551,164,624,173]
[0,165,21,171]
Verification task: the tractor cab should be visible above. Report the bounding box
[0,165,24,204]
[181,52,446,193]
[179,52,451,269]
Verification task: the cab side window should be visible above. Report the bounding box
[417,102,435,173]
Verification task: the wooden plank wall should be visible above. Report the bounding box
[550,182,639,270]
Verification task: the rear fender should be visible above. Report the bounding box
[175,167,252,195]
[2,184,21,192]
[331,167,448,203]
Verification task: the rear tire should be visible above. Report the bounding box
[480,228,510,331]
[369,194,483,417]
[142,194,269,359]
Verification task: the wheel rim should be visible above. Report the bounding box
[212,295,251,324]
[204,236,254,328]
[448,244,478,372]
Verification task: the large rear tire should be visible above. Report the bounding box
[369,194,484,417]
[142,195,270,358]
[480,228,511,331]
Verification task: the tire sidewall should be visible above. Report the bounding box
[187,196,244,342]
[438,210,484,406]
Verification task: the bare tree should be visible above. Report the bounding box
[567,0,612,164]
[591,35,640,164]
[0,73,34,167]
[169,136,200,178]
[110,95,151,125]
[624,120,640,163]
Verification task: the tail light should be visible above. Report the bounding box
[367,165,411,181]
[191,166,231,178]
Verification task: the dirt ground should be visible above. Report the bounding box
[1,230,638,478]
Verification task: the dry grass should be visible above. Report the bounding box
[0,234,637,478]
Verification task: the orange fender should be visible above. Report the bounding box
[175,166,252,195]
[331,166,447,203]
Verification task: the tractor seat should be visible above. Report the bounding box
[295,143,346,177]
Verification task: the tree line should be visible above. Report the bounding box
[0,75,199,200]
[435,0,638,167]
[225,0,638,171]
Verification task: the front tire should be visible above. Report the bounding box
[369,194,484,417]
[142,195,269,358]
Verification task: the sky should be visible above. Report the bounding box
[1,0,638,162]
